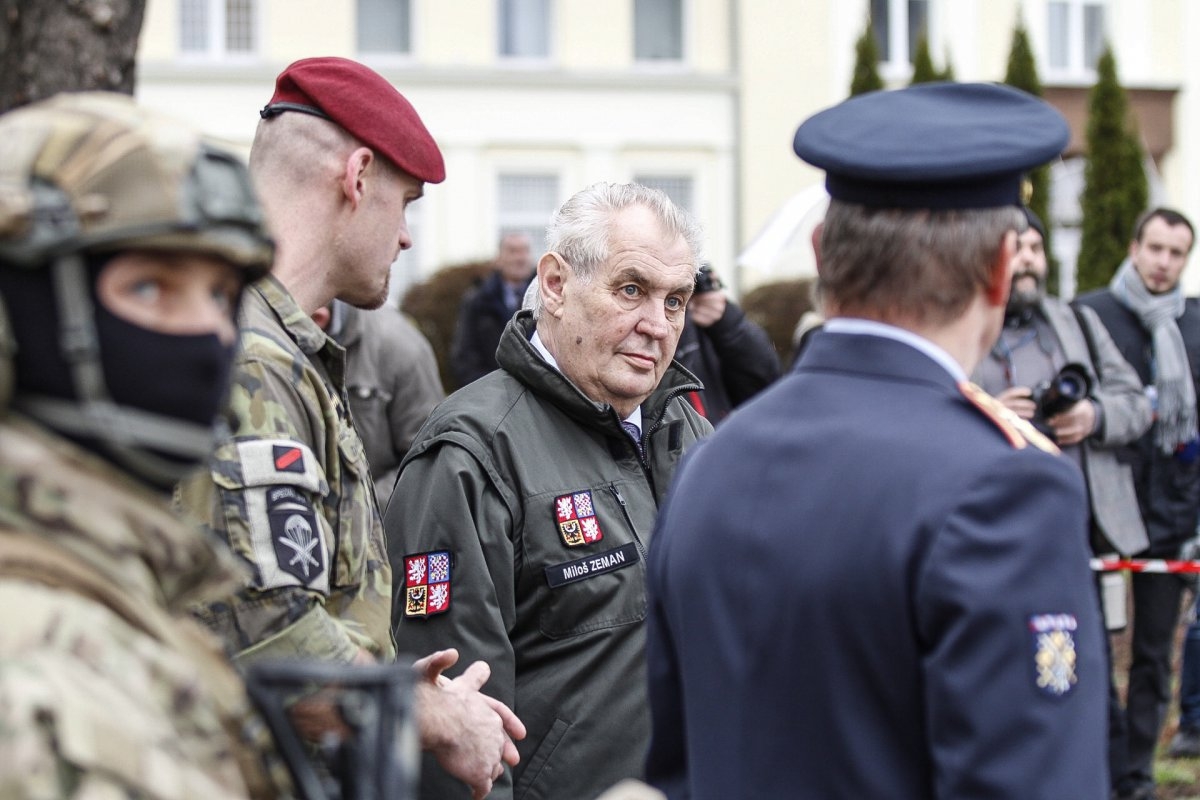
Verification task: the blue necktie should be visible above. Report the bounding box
[622,420,643,458]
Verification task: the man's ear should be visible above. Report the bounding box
[986,229,1016,307]
[538,252,569,318]
[340,147,374,209]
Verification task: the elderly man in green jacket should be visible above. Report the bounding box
[386,182,712,800]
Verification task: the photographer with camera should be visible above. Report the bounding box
[973,207,1152,554]
[673,263,780,423]
[974,206,1157,800]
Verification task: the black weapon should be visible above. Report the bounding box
[243,659,416,800]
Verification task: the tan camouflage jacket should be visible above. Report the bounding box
[0,415,278,799]
[177,276,394,663]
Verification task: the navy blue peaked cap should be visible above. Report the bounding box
[793,82,1069,210]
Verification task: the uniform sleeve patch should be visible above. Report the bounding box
[554,491,604,547]
[236,439,323,492]
[267,486,325,584]
[1030,613,1079,697]
[404,551,452,617]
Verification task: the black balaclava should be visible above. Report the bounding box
[0,255,237,489]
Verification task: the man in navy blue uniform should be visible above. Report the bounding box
[645,82,1108,799]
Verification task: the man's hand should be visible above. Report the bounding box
[414,648,526,800]
[688,290,727,327]
[995,386,1037,420]
[1047,399,1097,447]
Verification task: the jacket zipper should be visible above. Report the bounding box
[607,483,648,563]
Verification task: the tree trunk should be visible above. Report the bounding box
[0,0,147,112]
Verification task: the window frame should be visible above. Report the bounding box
[871,0,932,81]
[634,0,687,66]
[496,172,562,254]
[497,0,553,63]
[356,0,414,58]
[1044,0,1107,81]
[178,0,260,61]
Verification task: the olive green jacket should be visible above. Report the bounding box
[177,276,394,664]
[385,312,711,800]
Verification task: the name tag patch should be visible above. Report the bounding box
[555,490,604,547]
[545,543,639,588]
[1030,613,1079,697]
[267,486,325,585]
[405,550,452,617]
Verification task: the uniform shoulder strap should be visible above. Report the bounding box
[959,381,1061,455]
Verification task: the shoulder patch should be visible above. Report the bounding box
[1030,613,1079,697]
[404,550,452,617]
[959,381,1060,454]
[235,439,323,491]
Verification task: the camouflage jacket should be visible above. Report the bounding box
[177,276,394,663]
[0,415,279,799]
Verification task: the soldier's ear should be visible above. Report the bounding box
[539,252,569,318]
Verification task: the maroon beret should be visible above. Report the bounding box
[261,56,445,184]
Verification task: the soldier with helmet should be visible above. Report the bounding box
[0,91,282,797]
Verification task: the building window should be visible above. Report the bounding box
[635,174,694,213]
[358,0,411,55]
[871,0,929,68]
[1047,0,1106,75]
[635,0,683,62]
[498,173,559,251]
[179,0,257,56]
[498,0,550,59]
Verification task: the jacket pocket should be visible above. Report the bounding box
[514,717,571,800]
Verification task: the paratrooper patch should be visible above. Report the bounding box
[1030,613,1079,697]
[267,486,324,585]
[555,490,603,547]
[404,550,452,617]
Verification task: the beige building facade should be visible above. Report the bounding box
[135,0,1200,296]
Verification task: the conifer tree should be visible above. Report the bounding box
[939,48,955,81]
[910,33,939,84]
[1003,19,1059,292]
[1077,46,1148,293]
[850,18,884,96]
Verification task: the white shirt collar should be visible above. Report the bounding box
[531,330,643,430]
[822,317,967,383]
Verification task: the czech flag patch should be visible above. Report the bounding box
[555,490,604,547]
[404,550,452,617]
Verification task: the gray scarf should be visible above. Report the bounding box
[1110,257,1198,453]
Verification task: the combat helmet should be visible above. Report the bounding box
[0,91,274,485]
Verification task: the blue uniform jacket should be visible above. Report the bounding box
[645,328,1108,799]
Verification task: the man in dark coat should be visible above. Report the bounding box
[645,83,1108,799]
[449,232,533,388]
[1075,207,1199,800]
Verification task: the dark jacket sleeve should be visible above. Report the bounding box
[699,302,781,407]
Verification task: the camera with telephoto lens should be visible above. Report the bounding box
[694,263,720,294]
[1031,362,1093,421]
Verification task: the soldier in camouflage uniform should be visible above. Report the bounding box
[173,57,523,798]
[0,93,284,797]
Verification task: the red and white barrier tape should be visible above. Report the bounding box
[1091,558,1200,574]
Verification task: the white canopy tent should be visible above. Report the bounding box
[736,183,829,293]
